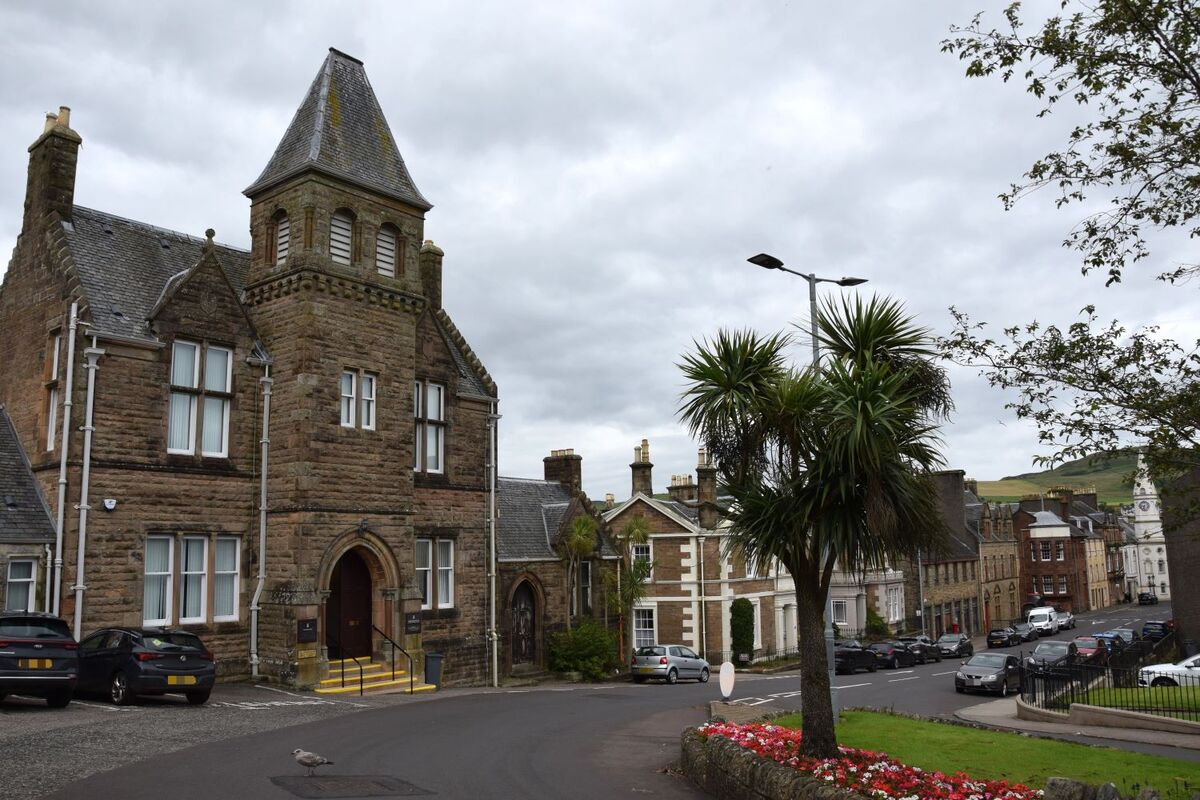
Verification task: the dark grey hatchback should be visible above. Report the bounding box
[77,629,215,705]
[0,612,78,708]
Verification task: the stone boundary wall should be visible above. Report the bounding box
[1016,694,1200,735]
[680,728,862,800]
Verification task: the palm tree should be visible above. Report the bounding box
[677,296,948,759]
[604,516,652,661]
[561,515,599,631]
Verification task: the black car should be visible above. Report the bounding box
[868,641,917,669]
[898,635,943,664]
[1024,640,1079,674]
[1011,622,1039,643]
[955,652,1022,695]
[1138,592,1159,605]
[986,627,1021,648]
[0,612,78,708]
[833,640,878,674]
[1141,621,1171,640]
[77,628,215,705]
[936,633,974,658]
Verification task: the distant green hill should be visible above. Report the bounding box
[975,453,1137,507]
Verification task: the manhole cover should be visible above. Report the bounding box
[270,775,433,798]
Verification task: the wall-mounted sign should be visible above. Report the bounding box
[297,618,318,643]
[405,612,421,635]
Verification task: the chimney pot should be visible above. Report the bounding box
[43,113,57,134]
[57,106,71,128]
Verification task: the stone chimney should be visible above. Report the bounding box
[666,474,697,503]
[630,439,653,497]
[23,106,81,233]
[933,469,968,542]
[964,478,978,496]
[604,493,615,509]
[543,448,582,493]
[697,447,719,529]
[419,239,443,309]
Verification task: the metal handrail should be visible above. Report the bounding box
[328,635,366,696]
[373,624,415,695]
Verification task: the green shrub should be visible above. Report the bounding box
[865,607,890,639]
[731,597,755,659]
[548,618,617,681]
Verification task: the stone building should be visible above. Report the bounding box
[973,490,1023,630]
[496,449,616,676]
[0,50,499,687]
[1122,455,1171,601]
[0,408,55,611]
[1014,491,1112,613]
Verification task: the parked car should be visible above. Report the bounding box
[0,612,78,708]
[1093,631,1128,653]
[1072,636,1108,664]
[986,627,1021,648]
[1011,622,1039,643]
[630,644,709,685]
[1138,654,1200,687]
[1026,607,1060,636]
[1110,627,1142,644]
[898,635,943,664]
[955,652,1022,696]
[1138,592,1160,606]
[868,641,918,669]
[1054,609,1076,630]
[77,629,215,704]
[834,640,878,674]
[1141,621,1171,641]
[935,633,974,658]
[1024,640,1079,674]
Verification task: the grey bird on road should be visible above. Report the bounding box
[292,748,334,776]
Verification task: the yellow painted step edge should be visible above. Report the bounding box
[319,671,406,686]
[314,680,437,695]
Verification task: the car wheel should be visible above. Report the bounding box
[1151,677,1178,688]
[934,651,943,662]
[999,679,1010,697]
[666,669,678,685]
[186,690,211,705]
[633,676,647,684]
[888,656,898,670]
[46,690,71,709]
[699,668,710,684]
[955,686,964,694]
[110,671,133,706]
[867,660,877,673]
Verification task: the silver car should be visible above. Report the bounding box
[630,644,710,684]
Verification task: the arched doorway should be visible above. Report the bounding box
[511,581,536,666]
[326,549,372,660]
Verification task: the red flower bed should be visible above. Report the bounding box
[698,721,1043,800]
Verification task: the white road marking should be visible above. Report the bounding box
[890,670,914,675]
[833,682,871,689]
[767,690,804,699]
[255,684,369,708]
[888,676,920,683]
[507,690,530,693]
[69,699,134,712]
[933,670,956,676]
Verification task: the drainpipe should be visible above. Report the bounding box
[697,534,707,661]
[52,302,79,615]
[249,361,272,678]
[43,544,52,613]
[71,334,103,640]
[487,401,501,688]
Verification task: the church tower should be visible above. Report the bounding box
[1130,452,1170,600]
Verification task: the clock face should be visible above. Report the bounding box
[1138,500,1151,512]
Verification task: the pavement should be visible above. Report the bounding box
[956,697,1200,752]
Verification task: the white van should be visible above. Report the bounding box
[1027,607,1060,636]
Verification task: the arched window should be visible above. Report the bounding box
[273,211,290,266]
[376,224,398,277]
[330,210,354,265]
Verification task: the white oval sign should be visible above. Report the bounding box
[718,661,735,700]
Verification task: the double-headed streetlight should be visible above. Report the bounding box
[748,252,867,721]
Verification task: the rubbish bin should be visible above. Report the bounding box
[424,653,445,687]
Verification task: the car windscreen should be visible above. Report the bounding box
[1033,642,1068,656]
[835,641,861,649]
[988,629,1010,636]
[867,643,893,651]
[1074,638,1100,648]
[141,633,204,652]
[1014,623,1032,630]
[936,635,958,643]
[0,618,72,638]
[634,646,665,657]
[966,654,1006,669]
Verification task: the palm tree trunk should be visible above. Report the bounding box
[795,582,838,758]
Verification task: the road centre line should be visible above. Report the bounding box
[933,670,956,676]
[833,682,871,689]
[890,670,914,675]
[888,676,920,683]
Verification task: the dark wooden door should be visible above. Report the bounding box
[327,550,372,660]
[511,582,535,664]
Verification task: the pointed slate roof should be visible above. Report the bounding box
[0,407,54,543]
[245,48,431,210]
[497,477,574,561]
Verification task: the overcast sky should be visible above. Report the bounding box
[1,2,1193,499]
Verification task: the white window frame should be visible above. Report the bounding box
[213,536,240,622]
[168,340,200,454]
[414,381,445,473]
[376,225,398,277]
[1040,541,1052,561]
[580,560,592,614]
[416,539,432,610]
[340,370,357,428]
[631,541,652,579]
[143,536,174,626]
[1055,541,1065,561]
[751,598,762,650]
[633,607,656,649]
[200,345,232,457]
[1058,575,1068,595]
[5,558,37,612]
[437,539,455,609]
[360,373,376,431]
[46,333,61,451]
[831,598,848,625]
[1042,575,1054,595]
[179,536,208,625]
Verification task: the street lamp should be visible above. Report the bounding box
[748,252,868,722]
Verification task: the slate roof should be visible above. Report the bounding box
[433,311,495,400]
[497,477,573,561]
[61,207,250,343]
[0,407,54,543]
[245,48,431,210]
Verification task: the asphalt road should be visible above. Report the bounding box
[37,601,1194,799]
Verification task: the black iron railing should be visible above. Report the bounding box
[373,624,415,694]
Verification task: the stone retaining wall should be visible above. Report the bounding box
[679,728,861,800]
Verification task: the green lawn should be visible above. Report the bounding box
[773,711,1200,798]
[1080,686,1200,713]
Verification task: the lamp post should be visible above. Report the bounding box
[748,252,867,723]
